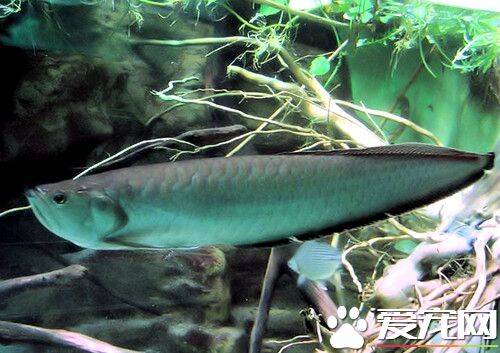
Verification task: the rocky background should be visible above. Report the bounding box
[0,3,320,353]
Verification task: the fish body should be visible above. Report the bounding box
[288,241,341,281]
[25,144,494,250]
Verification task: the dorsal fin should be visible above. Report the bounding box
[291,143,494,168]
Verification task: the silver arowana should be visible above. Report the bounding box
[25,144,494,250]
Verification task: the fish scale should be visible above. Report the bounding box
[25,144,494,250]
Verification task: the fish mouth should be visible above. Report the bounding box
[25,187,53,230]
[25,186,46,199]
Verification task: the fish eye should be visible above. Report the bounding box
[52,192,67,205]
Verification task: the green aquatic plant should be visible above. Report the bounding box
[256,0,499,73]
[374,0,500,73]
[5,0,494,74]
[136,0,498,75]
[231,1,500,74]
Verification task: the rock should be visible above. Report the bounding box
[63,247,230,316]
[167,322,245,353]
[1,56,117,161]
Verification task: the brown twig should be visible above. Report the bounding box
[249,247,289,353]
[422,265,499,309]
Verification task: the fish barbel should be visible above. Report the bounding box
[25,144,494,250]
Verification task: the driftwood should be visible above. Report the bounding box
[360,167,499,352]
[249,246,291,353]
[0,321,143,353]
[295,277,341,326]
[249,244,343,353]
[0,265,88,300]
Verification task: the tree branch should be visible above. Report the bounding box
[249,247,288,353]
[0,321,142,353]
[135,36,383,147]
[249,0,349,28]
[333,100,443,145]
[0,265,88,300]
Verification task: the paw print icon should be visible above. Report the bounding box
[327,306,368,349]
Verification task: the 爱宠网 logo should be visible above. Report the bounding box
[326,307,497,350]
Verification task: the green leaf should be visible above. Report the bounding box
[333,0,351,13]
[309,56,331,76]
[343,0,374,22]
[359,0,372,12]
[360,11,373,23]
[259,0,287,16]
[394,239,419,254]
[378,15,393,24]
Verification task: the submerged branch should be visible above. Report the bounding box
[374,232,475,307]
[343,234,412,293]
[227,65,382,146]
[136,35,383,146]
[373,222,498,308]
[227,65,304,96]
[0,321,142,353]
[152,93,330,140]
[74,137,197,179]
[250,247,286,353]
[226,102,290,157]
[0,265,88,300]
[249,0,349,28]
[228,66,441,147]
[131,36,252,47]
[333,100,442,145]
[422,265,499,309]
[272,52,383,146]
